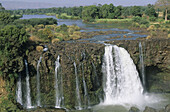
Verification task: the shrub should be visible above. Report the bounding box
[139,19,149,25]
[146,35,151,39]
[52,38,60,44]
[13,18,57,26]
[132,16,142,23]
[29,36,40,41]
[36,46,43,52]
[147,25,156,31]
[149,17,157,22]
[140,24,147,28]
[150,31,156,36]
[132,22,140,27]
[154,24,161,28]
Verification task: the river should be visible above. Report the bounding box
[21,15,147,42]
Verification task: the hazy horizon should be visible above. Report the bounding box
[0,0,157,10]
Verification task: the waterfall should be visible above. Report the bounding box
[102,45,144,106]
[16,74,23,105]
[24,60,32,109]
[37,56,42,107]
[92,62,100,87]
[82,64,90,108]
[74,62,82,110]
[139,42,146,90]
[55,56,64,108]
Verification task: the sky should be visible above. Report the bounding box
[0,0,158,9]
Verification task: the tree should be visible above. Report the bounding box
[0,12,14,25]
[114,6,122,18]
[131,6,142,17]
[0,3,5,11]
[82,5,99,21]
[0,25,28,79]
[155,0,170,21]
[145,4,158,17]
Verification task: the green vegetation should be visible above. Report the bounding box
[155,0,170,21]
[0,3,5,11]
[13,18,58,26]
[28,24,81,43]
[0,25,28,79]
[0,4,27,111]
[0,12,15,25]
[56,13,80,19]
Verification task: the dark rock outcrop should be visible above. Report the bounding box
[143,106,157,112]
[165,104,170,112]
[27,43,105,109]
[129,107,140,112]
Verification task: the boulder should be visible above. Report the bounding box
[129,107,140,112]
[165,104,170,112]
[143,106,157,112]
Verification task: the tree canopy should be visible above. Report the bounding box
[145,4,158,17]
[0,25,28,79]
[155,0,170,21]
[0,12,14,25]
[0,3,5,11]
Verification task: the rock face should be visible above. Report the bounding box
[27,43,105,109]
[110,38,170,92]
[18,38,170,109]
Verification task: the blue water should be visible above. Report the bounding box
[21,15,147,42]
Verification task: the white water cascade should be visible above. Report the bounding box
[139,42,146,90]
[37,56,42,107]
[102,45,144,106]
[16,74,23,105]
[55,56,63,108]
[74,62,82,110]
[82,64,90,108]
[24,60,32,109]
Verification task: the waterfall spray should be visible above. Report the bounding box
[16,74,23,105]
[139,42,146,90]
[74,62,82,110]
[24,60,32,108]
[82,64,90,108]
[37,56,42,107]
[102,45,144,105]
[55,56,63,108]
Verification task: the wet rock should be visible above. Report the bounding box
[129,107,140,112]
[30,108,66,112]
[143,106,157,112]
[158,108,165,112]
[71,109,92,112]
[165,104,170,112]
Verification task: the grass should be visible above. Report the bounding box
[95,18,132,23]
[56,13,80,19]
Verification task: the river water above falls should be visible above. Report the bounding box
[21,15,147,43]
[17,15,170,112]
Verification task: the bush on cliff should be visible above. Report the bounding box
[0,25,28,79]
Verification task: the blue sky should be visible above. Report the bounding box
[0,0,158,9]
